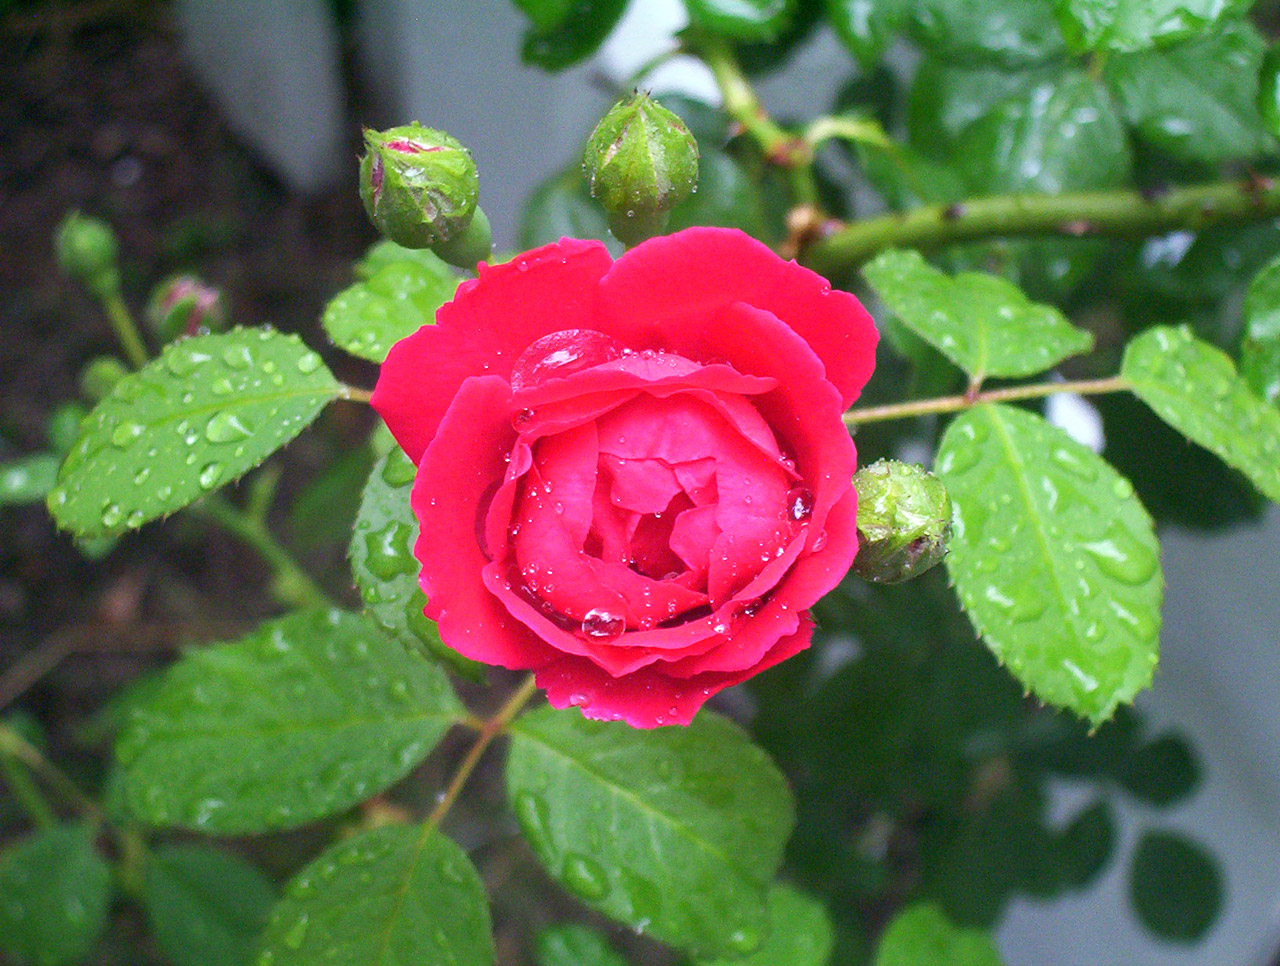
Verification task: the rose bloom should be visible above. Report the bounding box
[373,227,877,727]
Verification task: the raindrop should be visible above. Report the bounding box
[283,913,309,950]
[561,854,609,900]
[110,421,145,448]
[786,486,814,521]
[580,608,625,641]
[381,454,416,488]
[199,463,224,489]
[205,412,256,443]
[296,351,322,374]
[101,504,123,528]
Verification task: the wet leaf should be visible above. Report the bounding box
[114,609,463,833]
[535,924,628,966]
[144,845,276,966]
[826,0,909,66]
[874,903,1002,966]
[906,0,1066,67]
[1241,252,1280,404]
[1122,325,1280,502]
[256,824,492,966]
[937,404,1162,723]
[0,822,112,966]
[1129,831,1222,940]
[506,707,794,958]
[350,449,486,680]
[323,254,459,362]
[1057,0,1253,53]
[521,0,628,70]
[47,328,338,539]
[686,0,796,41]
[863,249,1093,380]
[697,884,835,966]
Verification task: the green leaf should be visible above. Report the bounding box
[114,609,463,833]
[522,0,628,70]
[256,824,493,966]
[825,0,908,66]
[1129,831,1222,940]
[1103,22,1271,166]
[0,452,59,506]
[937,404,1162,723]
[685,0,796,41]
[520,166,619,252]
[1116,734,1199,805]
[511,0,577,33]
[1122,325,1280,502]
[350,448,486,680]
[323,256,459,363]
[506,707,794,958]
[906,0,1067,67]
[534,924,628,966]
[862,249,1093,380]
[144,844,277,966]
[47,328,338,539]
[1242,252,1280,404]
[874,903,1002,966]
[0,822,112,966]
[667,148,772,240]
[353,240,457,279]
[1056,0,1253,53]
[697,884,835,966]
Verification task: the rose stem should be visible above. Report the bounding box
[843,375,1131,426]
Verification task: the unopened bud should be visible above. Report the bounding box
[147,275,227,342]
[359,124,479,250]
[79,356,130,403]
[55,211,119,299]
[46,402,88,454]
[583,92,699,247]
[851,459,952,584]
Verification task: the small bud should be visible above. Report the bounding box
[583,92,699,246]
[46,402,88,454]
[79,356,130,403]
[359,124,479,250]
[147,275,227,343]
[55,211,120,299]
[851,459,953,584]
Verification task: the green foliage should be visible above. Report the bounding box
[47,328,338,539]
[698,884,835,966]
[1129,831,1223,940]
[506,707,794,958]
[256,824,493,966]
[534,924,628,966]
[113,609,463,833]
[143,844,277,966]
[1242,253,1280,404]
[937,404,1161,723]
[863,249,1093,380]
[0,453,59,506]
[874,903,1002,966]
[350,448,485,679]
[906,0,1066,67]
[1122,325,1280,503]
[1103,22,1271,166]
[825,0,908,66]
[323,252,458,363]
[520,0,629,69]
[520,166,619,252]
[1056,0,1253,53]
[0,822,113,966]
[685,0,796,41]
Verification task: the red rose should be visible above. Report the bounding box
[373,227,878,727]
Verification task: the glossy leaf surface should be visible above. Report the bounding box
[697,884,835,966]
[322,254,458,363]
[874,903,1002,966]
[1057,0,1253,53]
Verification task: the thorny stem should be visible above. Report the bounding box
[425,675,540,831]
[804,178,1280,274]
[844,376,1131,426]
[195,494,335,610]
[101,287,150,369]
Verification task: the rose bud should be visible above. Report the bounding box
[359,123,481,252]
[583,92,699,247]
[55,210,120,299]
[373,227,878,727]
[146,274,227,342]
[78,356,130,403]
[850,459,953,584]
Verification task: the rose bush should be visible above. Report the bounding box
[373,227,878,726]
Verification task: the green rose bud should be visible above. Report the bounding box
[583,92,699,247]
[146,275,228,343]
[55,211,120,299]
[359,123,480,250]
[851,459,953,584]
[78,356,130,403]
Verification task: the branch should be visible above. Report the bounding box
[804,177,1280,275]
[844,376,1131,426]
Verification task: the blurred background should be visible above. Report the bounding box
[3,1,1280,964]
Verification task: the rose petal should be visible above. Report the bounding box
[373,238,612,462]
[598,227,878,408]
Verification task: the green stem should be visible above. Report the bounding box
[425,675,539,831]
[101,287,150,369]
[338,384,374,405]
[803,114,893,151]
[805,178,1280,275]
[844,376,1130,426]
[195,494,334,610]
[0,752,58,829]
[0,724,101,820]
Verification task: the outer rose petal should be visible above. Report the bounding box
[597,227,879,408]
[536,619,813,727]
[373,238,612,462]
[411,376,556,670]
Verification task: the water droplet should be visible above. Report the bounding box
[222,345,253,369]
[562,853,609,900]
[1051,447,1097,481]
[984,584,1047,622]
[580,608,625,641]
[1082,535,1157,585]
[381,453,416,488]
[283,913,309,950]
[513,792,552,854]
[296,351,322,374]
[199,463,224,489]
[727,925,763,954]
[786,486,814,521]
[810,530,828,552]
[110,421,145,447]
[205,412,256,443]
[101,504,123,528]
[363,522,416,580]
